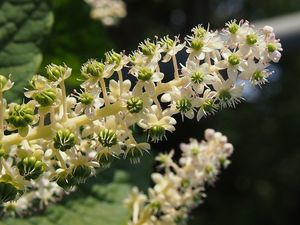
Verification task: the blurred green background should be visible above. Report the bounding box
[0,0,299,224]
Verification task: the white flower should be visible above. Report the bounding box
[138,105,177,142]
[159,36,186,62]
[74,87,104,118]
[108,79,131,103]
[240,60,271,86]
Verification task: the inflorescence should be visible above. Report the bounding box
[0,20,282,216]
[125,129,233,225]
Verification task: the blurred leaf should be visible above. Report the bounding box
[0,0,53,102]
[0,155,154,225]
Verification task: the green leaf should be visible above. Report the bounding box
[0,0,53,102]
[0,155,154,225]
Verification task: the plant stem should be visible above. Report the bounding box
[60,81,68,121]
[52,148,67,170]
[0,91,4,140]
[117,70,123,96]
[172,55,179,80]
[99,78,109,105]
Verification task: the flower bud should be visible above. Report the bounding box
[0,176,19,203]
[72,165,92,184]
[81,59,105,77]
[148,125,165,142]
[45,64,68,81]
[17,156,45,180]
[98,129,118,147]
[127,97,143,113]
[33,88,57,107]
[0,75,8,90]
[53,130,76,151]
[7,104,35,128]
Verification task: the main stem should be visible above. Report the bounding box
[1,78,185,149]
[0,91,4,140]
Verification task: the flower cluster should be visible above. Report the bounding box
[125,129,233,225]
[84,0,127,26]
[0,20,281,216]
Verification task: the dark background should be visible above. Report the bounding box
[41,0,300,225]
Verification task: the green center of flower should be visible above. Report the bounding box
[228,54,240,66]
[79,92,94,105]
[34,88,57,107]
[202,99,216,112]
[149,125,165,142]
[219,89,232,101]
[7,104,35,128]
[127,96,144,113]
[45,64,67,81]
[228,22,239,34]
[267,43,277,53]
[246,34,257,45]
[252,70,264,81]
[191,38,204,51]
[138,67,153,81]
[160,37,174,50]
[191,147,200,155]
[83,60,105,77]
[140,42,156,56]
[193,27,206,38]
[53,130,76,152]
[17,156,45,180]
[176,99,192,113]
[191,70,204,84]
[99,129,118,147]
[105,50,122,66]
[72,165,92,184]
[0,177,19,203]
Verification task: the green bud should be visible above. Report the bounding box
[0,176,20,203]
[53,130,76,151]
[7,104,35,128]
[252,70,264,81]
[0,75,8,90]
[148,125,165,142]
[33,88,56,107]
[176,99,192,113]
[246,34,257,45]
[138,67,153,81]
[228,22,239,34]
[81,59,105,77]
[191,71,204,84]
[45,64,67,81]
[267,43,277,53]
[105,50,122,66]
[17,156,45,180]
[72,165,91,183]
[98,129,118,147]
[218,89,232,102]
[228,54,240,66]
[191,38,204,51]
[127,97,143,113]
[79,92,94,105]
